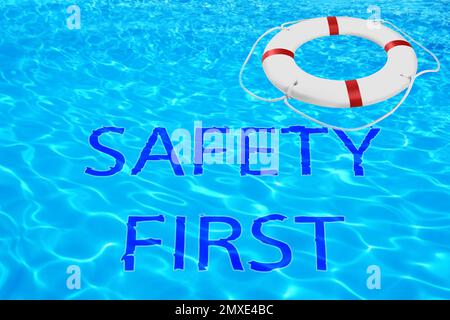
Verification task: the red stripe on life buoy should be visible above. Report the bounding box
[262,48,295,62]
[345,80,363,107]
[327,16,339,35]
[384,40,412,52]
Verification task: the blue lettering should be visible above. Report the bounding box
[85,126,125,176]
[132,127,184,176]
[249,214,292,271]
[174,216,186,270]
[333,128,380,176]
[240,127,277,176]
[198,216,243,271]
[122,215,164,271]
[281,126,328,175]
[294,216,345,271]
[194,127,228,175]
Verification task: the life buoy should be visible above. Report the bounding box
[239,17,440,131]
[262,16,418,108]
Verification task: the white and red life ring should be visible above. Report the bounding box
[262,16,418,108]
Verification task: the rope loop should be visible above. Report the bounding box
[239,19,440,131]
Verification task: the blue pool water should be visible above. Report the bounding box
[0,0,449,299]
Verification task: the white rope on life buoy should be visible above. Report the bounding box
[239,17,440,131]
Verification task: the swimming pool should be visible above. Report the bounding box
[0,0,449,299]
